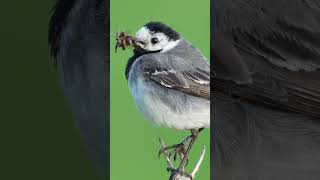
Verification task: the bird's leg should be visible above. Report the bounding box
[159,128,204,163]
[158,136,192,162]
[178,129,200,170]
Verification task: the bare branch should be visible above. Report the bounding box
[159,138,174,169]
[190,146,206,178]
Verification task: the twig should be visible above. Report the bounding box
[159,138,174,170]
[190,146,206,178]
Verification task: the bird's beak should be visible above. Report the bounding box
[134,37,147,48]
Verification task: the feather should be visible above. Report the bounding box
[213,0,320,117]
[144,67,210,99]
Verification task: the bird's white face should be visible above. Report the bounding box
[135,27,180,52]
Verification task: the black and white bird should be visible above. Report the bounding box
[125,22,210,175]
[213,0,320,179]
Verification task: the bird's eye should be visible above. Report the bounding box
[151,37,159,44]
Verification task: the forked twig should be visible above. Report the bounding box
[159,138,174,170]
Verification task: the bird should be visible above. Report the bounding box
[48,0,108,176]
[125,22,210,177]
[213,0,320,179]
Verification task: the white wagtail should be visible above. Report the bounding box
[125,22,210,175]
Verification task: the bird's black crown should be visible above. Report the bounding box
[144,22,180,40]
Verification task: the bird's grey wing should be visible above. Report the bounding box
[143,62,210,100]
[213,0,320,117]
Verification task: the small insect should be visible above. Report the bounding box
[115,32,136,53]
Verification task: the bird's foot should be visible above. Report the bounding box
[158,136,191,162]
[168,169,192,180]
[159,138,205,180]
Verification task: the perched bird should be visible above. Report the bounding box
[125,22,210,177]
[213,0,320,179]
[48,0,108,176]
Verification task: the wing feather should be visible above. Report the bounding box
[213,0,320,117]
[144,67,210,100]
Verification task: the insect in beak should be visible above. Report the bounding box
[115,32,136,53]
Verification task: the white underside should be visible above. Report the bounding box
[129,77,210,130]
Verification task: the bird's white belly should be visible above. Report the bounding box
[129,78,210,130]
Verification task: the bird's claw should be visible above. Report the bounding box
[159,138,205,180]
[158,136,191,161]
[173,144,186,161]
[158,143,187,162]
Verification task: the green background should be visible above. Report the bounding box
[0,1,101,180]
[0,0,210,179]
[110,0,210,179]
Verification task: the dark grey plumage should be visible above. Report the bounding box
[213,0,320,116]
[213,0,320,179]
[212,93,320,180]
[49,0,108,176]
